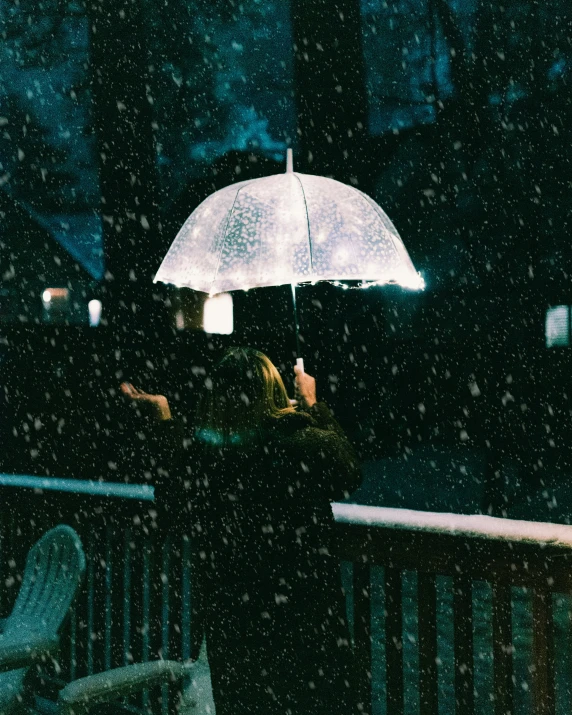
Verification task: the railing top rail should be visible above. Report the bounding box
[333,503,572,550]
[0,473,154,501]
[3,473,572,551]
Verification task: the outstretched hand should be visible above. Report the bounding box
[120,383,172,422]
[293,364,317,410]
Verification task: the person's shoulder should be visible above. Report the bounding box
[269,410,343,455]
[268,410,316,437]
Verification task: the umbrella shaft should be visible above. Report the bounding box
[291,283,302,360]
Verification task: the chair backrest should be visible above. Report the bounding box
[4,525,86,638]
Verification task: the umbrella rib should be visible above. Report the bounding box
[210,183,249,294]
[293,174,314,277]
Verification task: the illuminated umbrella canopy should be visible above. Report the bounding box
[154,151,424,295]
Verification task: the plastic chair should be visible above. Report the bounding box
[0,525,85,714]
[56,659,199,715]
[0,526,207,714]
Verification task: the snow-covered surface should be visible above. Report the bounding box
[0,474,153,501]
[154,171,423,294]
[4,474,572,549]
[333,502,572,548]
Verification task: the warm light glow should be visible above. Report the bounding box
[203,292,233,334]
[175,310,185,330]
[88,299,102,327]
[401,273,426,290]
[42,287,69,304]
[329,272,425,291]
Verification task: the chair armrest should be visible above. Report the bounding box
[0,633,60,672]
[58,660,193,715]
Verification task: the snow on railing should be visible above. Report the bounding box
[4,473,572,549]
[0,473,154,501]
[332,502,572,549]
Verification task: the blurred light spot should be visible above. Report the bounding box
[88,299,102,327]
[42,288,68,304]
[175,310,185,330]
[546,306,569,348]
[203,293,233,334]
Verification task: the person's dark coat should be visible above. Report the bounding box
[152,402,362,715]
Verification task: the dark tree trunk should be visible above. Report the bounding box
[87,0,163,330]
[291,0,368,180]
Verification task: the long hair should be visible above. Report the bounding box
[195,347,295,446]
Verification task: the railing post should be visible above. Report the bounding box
[418,572,438,715]
[181,535,193,662]
[123,522,144,711]
[385,566,404,715]
[454,574,474,715]
[91,520,109,677]
[85,530,96,676]
[108,517,128,671]
[141,532,154,712]
[2,512,23,617]
[148,531,166,714]
[492,581,513,715]
[103,523,114,672]
[167,534,184,714]
[353,560,372,714]
[532,586,555,715]
[121,526,132,667]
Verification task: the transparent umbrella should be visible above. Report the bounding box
[155,150,424,360]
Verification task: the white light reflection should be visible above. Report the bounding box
[203,292,233,334]
[88,299,102,327]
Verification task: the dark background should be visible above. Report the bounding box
[0,0,570,519]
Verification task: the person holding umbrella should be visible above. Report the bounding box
[121,347,362,715]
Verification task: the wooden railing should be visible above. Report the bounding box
[1,475,572,714]
[334,504,572,715]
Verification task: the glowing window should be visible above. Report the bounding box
[203,293,233,335]
[546,305,570,348]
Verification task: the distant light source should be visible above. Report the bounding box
[42,287,69,305]
[88,299,102,327]
[175,310,185,330]
[203,293,233,334]
[546,305,569,348]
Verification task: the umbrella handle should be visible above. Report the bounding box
[291,283,303,363]
[296,357,305,372]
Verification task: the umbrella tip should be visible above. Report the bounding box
[286,148,294,173]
